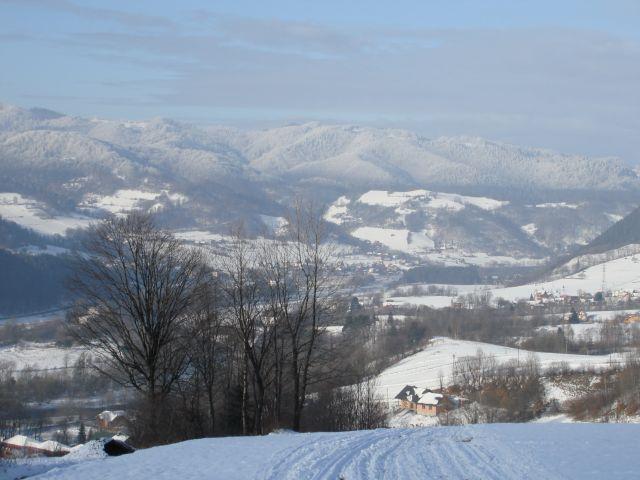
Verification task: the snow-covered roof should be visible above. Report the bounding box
[97,410,126,423]
[395,386,447,405]
[420,392,444,406]
[2,435,70,453]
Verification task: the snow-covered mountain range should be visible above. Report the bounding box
[1,102,638,263]
[2,103,638,192]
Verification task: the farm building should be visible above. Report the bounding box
[394,385,463,417]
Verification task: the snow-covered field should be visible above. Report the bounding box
[0,192,93,236]
[351,226,435,253]
[0,342,86,370]
[387,254,640,307]
[173,230,229,243]
[492,254,640,301]
[20,424,640,480]
[537,323,605,342]
[386,295,457,308]
[374,337,620,403]
[80,189,186,216]
[357,189,508,211]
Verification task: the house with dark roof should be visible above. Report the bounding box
[395,385,463,417]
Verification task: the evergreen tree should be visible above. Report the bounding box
[569,308,580,324]
[77,421,86,444]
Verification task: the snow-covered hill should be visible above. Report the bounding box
[385,246,640,306]
[374,337,619,403]
[326,189,544,262]
[18,424,640,480]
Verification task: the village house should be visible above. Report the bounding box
[624,313,640,325]
[0,435,70,458]
[394,385,463,417]
[97,410,129,432]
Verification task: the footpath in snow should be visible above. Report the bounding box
[22,424,640,480]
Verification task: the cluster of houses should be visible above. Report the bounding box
[0,435,71,458]
[394,385,464,417]
[528,288,640,308]
[1,410,129,459]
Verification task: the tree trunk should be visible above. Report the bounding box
[241,354,248,435]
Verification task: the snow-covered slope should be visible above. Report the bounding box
[387,249,640,306]
[25,424,640,480]
[374,337,620,402]
[493,253,640,301]
[325,187,628,262]
[0,192,93,236]
[326,188,547,261]
[0,342,86,370]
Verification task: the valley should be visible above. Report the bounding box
[2,103,640,479]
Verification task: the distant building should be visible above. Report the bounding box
[394,385,463,417]
[624,314,640,325]
[97,410,129,432]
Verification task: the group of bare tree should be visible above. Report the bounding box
[68,205,369,445]
[451,350,545,422]
[567,352,640,421]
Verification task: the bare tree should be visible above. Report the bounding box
[221,232,275,435]
[261,200,339,431]
[186,274,225,435]
[69,213,206,443]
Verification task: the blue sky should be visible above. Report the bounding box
[1,0,639,161]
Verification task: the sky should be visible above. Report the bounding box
[0,0,639,162]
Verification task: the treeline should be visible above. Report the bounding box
[567,353,640,421]
[0,353,113,422]
[0,217,63,250]
[0,249,71,315]
[401,265,481,285]
[68,209,386,446]
[449,351,545,423]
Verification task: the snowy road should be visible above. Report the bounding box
[261,426,557,480]
[25,424,640,480]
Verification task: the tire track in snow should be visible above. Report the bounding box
[262,427,561,480]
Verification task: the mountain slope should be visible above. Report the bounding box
[2,103,638,194]
[241,123,638,191]
[580,205,640,255]
[0,102,637,257]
